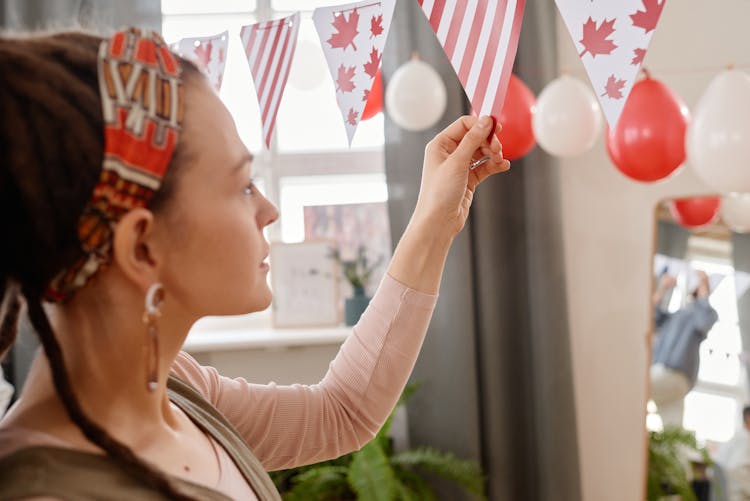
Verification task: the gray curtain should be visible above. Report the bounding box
[732,233,750,390]
[383,1,580,500]
[657,221,690,260]
[1,0,161,395]
[655,221,690,309]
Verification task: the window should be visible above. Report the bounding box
[162,0,390,327]
[661,237,747,444]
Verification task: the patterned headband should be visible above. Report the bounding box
[45,28,184,302]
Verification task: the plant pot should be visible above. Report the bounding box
[345,287,370,326]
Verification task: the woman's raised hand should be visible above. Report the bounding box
[414,115,511,238]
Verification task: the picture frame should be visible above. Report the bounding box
[269,240,341,328]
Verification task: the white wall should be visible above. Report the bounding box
[556,1,750,499]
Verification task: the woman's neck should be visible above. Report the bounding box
[2,284,196,450]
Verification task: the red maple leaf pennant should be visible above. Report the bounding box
[579,17,617,58]
[328,9,359,51]
[363,88,370,102]
[347,108,359,126]
[370,14,384,38]
[363,47,381,79]
[601,75,627,99]
[336,64,357,93]
[630,0,665,34]
[194,40,213,68]
[631,48,647,66]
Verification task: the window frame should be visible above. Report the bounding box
[678,238,747,443]
[162,0,388,339]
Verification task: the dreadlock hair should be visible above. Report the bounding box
[0,30,201,499]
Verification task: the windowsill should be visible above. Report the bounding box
[182,308,351,353]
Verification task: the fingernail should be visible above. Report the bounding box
[479,116,492,128]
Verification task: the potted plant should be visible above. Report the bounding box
[270,385,487,501]
[330,246,384,326]
[647,425,712,501]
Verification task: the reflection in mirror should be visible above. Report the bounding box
[651,198,750,499]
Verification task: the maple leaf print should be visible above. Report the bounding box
[601,75,626,99]
[328,9,359,51]
[194,40,213,68]
[363,47,381,79]
[370,14,384,38]
[579,17,617,58]
[347,108,359,126]
[336,64,356,93]
[631,0,665,33]
[218,48,225,63]
[363,88,370,102]
[631,48,647,66]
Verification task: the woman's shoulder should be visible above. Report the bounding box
[0,423,74,460]
[170,350,220,401]
[0,445,231,501]
[0,445,130,500]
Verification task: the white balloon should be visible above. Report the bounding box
[385,58,447,131]
[687,70,750,194]
[531,75,602,157]
[721,193,750,233]
[288,40,327,91]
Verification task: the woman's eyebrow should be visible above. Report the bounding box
[229,152,254,175]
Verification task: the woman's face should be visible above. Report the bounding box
[157,77,279,318]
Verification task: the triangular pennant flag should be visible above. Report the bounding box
[241,13,301,149]
[555,0,666,127]
[416,0,526,119]
[313,0,396,146]
[171,31,229,92]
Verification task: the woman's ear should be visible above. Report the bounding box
[111,208,164,290]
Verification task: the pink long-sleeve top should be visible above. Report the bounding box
[0,273,438,499]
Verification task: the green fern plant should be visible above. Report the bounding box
[647,425,711,501]
[270,385,487,501]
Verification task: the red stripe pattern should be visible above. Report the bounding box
[241,13,301,148]
[417,0,526,119]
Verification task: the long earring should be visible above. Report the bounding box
[142,283,164,392]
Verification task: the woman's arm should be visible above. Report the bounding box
[173,115,509,470]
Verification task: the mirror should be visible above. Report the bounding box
[650,197,750,497]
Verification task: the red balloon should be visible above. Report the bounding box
[362,70,383,121]
[606,76,689,182]
[668,197,721,228]
[495,74,536,160]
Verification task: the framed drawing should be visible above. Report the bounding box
[303,202,392,297]
[269,241,341,327]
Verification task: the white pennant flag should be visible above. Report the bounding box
[241,13,301,149]
[171,31,229,92]
[416,0,526,120]
[313,0,396,145]
[555,0,666,127]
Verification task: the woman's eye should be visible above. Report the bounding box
[243,182,255,196]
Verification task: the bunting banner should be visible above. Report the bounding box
[171,31,229,92]
[241,13,301,149]
[555,0,667,127]
[417,0,526,120]
[313,0,396,145]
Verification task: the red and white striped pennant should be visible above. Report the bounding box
[417,0,526,120]
[241,13,301,149]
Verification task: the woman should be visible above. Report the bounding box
[0,28,509,499]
